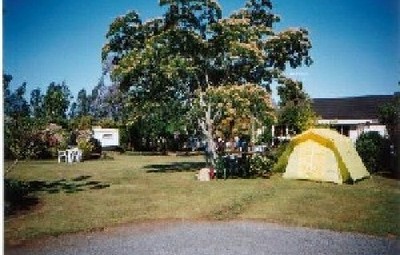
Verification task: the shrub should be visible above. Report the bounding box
[214,152,275,178]
[215,155,226,177]
[249,154,273,177]
[355,131,390,173]
[77,137,102,159]
[77,138,94,159]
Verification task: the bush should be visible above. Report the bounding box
[77,137,102,159]
[249,154,273,177]
[77,138,94,159]
[356,131,390,173]
[214,152,274,178]
[89,137,102,157]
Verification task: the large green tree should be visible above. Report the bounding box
[103,0,313,157]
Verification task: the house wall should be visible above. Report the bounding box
[92,128,120,147]
[357,124,387,139]
[349,125,387,142]
[316,119,387,143]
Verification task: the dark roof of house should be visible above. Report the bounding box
[311,94,396,120]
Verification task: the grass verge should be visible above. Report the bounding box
[4,154,399,245]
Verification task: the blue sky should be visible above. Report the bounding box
[3,0,399,100]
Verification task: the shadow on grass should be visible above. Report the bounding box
[374,171,400,180]
[5,176,111,217]
[27,176,111,194]
[145,161,206,173]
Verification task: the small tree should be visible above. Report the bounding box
[378,93,400,177]
[378,97,399,140]
[277,79,316,134]
[278,100,316,134]
[356,132,390,173]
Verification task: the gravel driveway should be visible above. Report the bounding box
[6,220,399,255]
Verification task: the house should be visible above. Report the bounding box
[92,127,120,149]
[311,94,397,142]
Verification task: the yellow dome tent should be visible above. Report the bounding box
[282,129,370,184]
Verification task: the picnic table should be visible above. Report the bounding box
[216,144,270,179]
[216,151,254,179]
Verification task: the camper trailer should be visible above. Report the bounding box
[92,128,120,150]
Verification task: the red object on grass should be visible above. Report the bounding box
[209,167,215,179]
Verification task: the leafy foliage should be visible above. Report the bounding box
[249,154,274,177]
[95,82,128,122]
[356,132,391,173]
[75,89,91,117]
[192,84,275,140]
[3,75,30,119]
[5,117,66,160]
[43,82,72,126]
[77,138,94,159]
[272,141,292,173]
[276,78,317,134]
[30,88,45,119]
[4,75,43,159]
[69,115,94,130]
[278,100,316,134]
[4,74,72,159]
[5,0,315,160]
[378,96,399,151]
[102,0,313,145]
[378,98,399,128]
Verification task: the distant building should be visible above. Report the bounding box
[311,94,397,142]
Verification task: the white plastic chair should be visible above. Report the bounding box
[68,148,82,163]
[58,151,67,163]
[73,149,83,162]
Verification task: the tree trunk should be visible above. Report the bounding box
[199,100,217,167]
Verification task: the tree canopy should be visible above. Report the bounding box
[102,0,312,97]
[102,0,313,148]
[192,83,275,140]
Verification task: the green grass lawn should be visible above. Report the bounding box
[4,154,400,245]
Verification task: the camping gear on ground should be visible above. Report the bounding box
[282,128,370,184]
[197,168,211,181]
